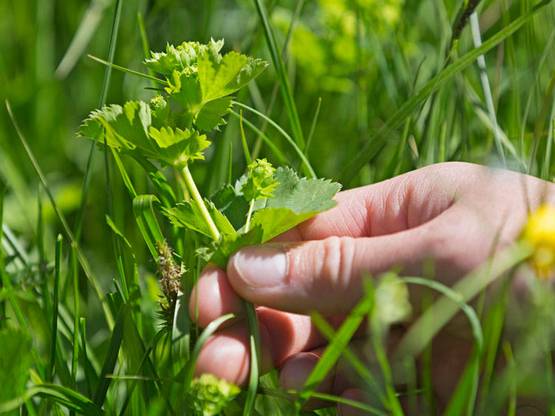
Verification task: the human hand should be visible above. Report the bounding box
[189,162,553,413]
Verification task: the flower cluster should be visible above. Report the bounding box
[188,374,240,416]
[241,158,279,201]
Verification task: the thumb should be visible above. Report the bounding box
[227,227,437,315]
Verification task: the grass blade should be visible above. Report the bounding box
[118,329,169,416]
[402,277,484,351]
[79,318,96,397]
[5,100,114,328]
[47,235,63,383]
[310,313,387,407]
[0,384,103,416]
[305,97,322,155]
[402,277,483,415]
[299,294,374,405]
[229,111,288,164]
[244,304,260,416]
[132,195,165,259]
[252,0,306,153]
[0,177,5,326]
[231,102,316,178]
[55,0,109,78]
[395,243,530,359]
[469,11,506,164]
[182,314,235,387]
[341,0,553,184]
[93,308,125,406]
[70,245,80,385]
[261,387,387,416]
[87,54,167,85]
[239,111,252,165]
[73,0,126,242]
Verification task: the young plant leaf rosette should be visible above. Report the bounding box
[79,40,341,411]
[80,39,268,242]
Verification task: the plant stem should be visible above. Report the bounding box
[243,198,260,415]
[181,165,221,241]
[245,199,255,233]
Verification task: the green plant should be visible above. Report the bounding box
[79,39,341,414]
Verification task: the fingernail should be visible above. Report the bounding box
[231,246,287,287]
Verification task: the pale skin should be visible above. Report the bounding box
[189,162,554,414]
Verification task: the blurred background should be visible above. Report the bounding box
[1,0,554,280]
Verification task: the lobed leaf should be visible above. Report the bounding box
[152,39,268,132]
[195,97,232,131]
[265,167,341,213]
[79,100,210,167]
[198,51,268,102]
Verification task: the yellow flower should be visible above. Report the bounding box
[522,204,555,279]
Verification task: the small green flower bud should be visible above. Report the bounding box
[241,158,278,201]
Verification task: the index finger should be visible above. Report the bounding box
[278,164,457,243]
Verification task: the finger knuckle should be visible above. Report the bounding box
[319,236,356,292]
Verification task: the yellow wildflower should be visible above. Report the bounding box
[522,204,555,279]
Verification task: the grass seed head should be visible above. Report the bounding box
[157,241,184,301]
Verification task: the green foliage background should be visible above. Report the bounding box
[1,0,555,414]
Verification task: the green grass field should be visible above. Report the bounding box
[1,0,555,414]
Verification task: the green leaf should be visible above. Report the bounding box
[149,126,211,165]
[166,71,202,128]
[0,329,32,403]
[207,201,237,237]
[79,103,145,151]
[79,100,210,167]
[162,200,235,239]
[158,40,267,132]
[208,167,341,266]
[80,41,267,168]
[210,227,264,268]
[198,51,268,102]
[265,167,341,213]
[163,202,213,238]
[250,207,315,242]
[195,97,232,131]
[148,126,191,148]
[211,184,250,230]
